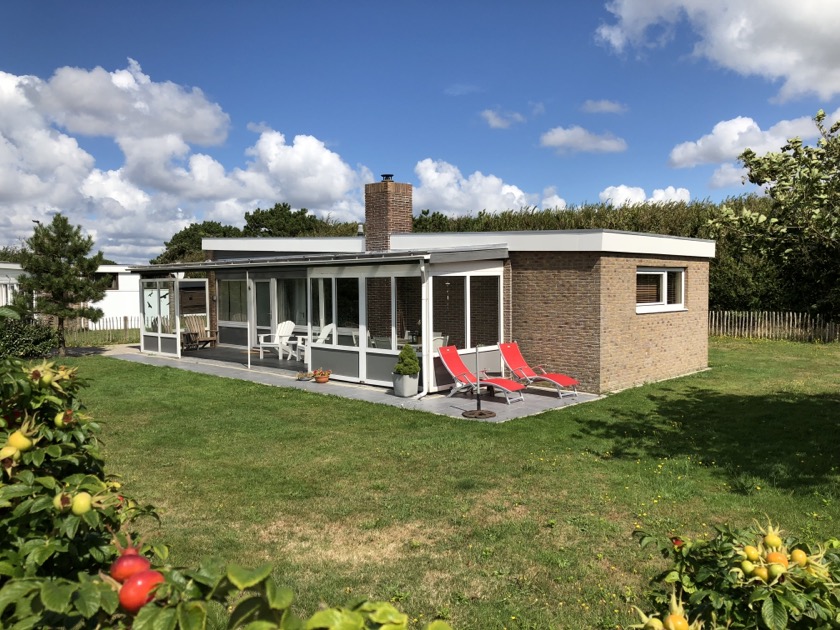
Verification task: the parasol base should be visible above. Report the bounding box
[462,409,496,419]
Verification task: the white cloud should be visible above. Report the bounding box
[669,114,821,168]
[709,163,747,188]
[540,187,567,210]
[540,125,627,153]
[0,61,370,263]
[413,158,533,214]
[596,0,840,101]
[650,185,690,202]
[599,184,690,205]
[480,108,526,129]
[581,99,627,114]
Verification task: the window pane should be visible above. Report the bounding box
[470,276,500,347]
[433,276,465,348]
[395,277,422,341]
[143,284,159,333]
[311,278,334,343]
[336,278,359,347]
[255,282,271,327]
[667,271,683,305]
[636,274,661,304]
[278,278,307,325]
[367,277,392,349]
[220,280,247,322]
[160,281,175,333]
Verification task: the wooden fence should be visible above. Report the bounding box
[709,311,840,342]
[63,316,142,346]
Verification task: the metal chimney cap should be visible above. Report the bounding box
[381,173,394,182]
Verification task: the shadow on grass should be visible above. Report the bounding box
[572,386,840,493]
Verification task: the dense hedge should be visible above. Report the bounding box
[0,319,59,358]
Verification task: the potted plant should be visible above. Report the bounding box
[392,344,420,397]
[312,367,331,383]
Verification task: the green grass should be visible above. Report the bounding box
[60,338,840,629]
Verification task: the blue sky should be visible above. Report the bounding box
[1,1,838,263]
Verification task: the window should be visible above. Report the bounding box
[219,280,247,322]
[636,268,685,313]
[95,273,119,290]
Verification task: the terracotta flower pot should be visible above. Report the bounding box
[314,375,329,383]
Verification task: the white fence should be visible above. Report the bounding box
[709,311,840,343]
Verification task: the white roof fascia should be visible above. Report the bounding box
[391,230,715,258]
[203,236,365,254]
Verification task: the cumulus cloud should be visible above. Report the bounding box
[540,125,627,153]
[669,114,821,168]
[0,61,369,262]
[600,184,690,205]
[540,187,567,210]
[581,99,627,114]
[480,108,526,129]
[413,158,534,214]
[596,0,840,101]
[709,163,747,189]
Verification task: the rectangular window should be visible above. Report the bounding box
[277,278,307,326]
[636,268,685,314]
[219,280,247,322]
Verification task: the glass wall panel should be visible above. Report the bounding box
[310,278,334,343]
[336,278,359,347]
[255,281,271,327]
[367,277,392,349]
[433,276,465,348]
[142,283,159,333]
[219,280,247,322]
[470,276,500,347]
[278,278,307,325]
[395,277,422,343]
[160,281,175,333]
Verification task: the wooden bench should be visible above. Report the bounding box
[182,314,217,349]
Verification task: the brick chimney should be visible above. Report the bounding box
[364,174,412,252]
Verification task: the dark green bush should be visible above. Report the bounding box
[0,319,58,358]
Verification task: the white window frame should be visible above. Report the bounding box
[636,267,686,314]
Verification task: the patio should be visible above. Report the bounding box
[99,344,600,423]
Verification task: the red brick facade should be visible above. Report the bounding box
[509,251,708,393]
[364,180,413,252]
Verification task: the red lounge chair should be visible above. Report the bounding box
[499,342,579,398]
[438,345,525,405]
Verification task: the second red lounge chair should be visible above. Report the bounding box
[499,342,579,398]
[438,345,525,405]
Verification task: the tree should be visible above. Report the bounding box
[712,110,840,318]
[242,202,324,236]
[0,245,25,263]
[17,214,112,356]
[150,220,242,264]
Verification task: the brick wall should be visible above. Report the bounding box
[598,255,708,392]
[509,251,602,391]
[509,251,709,394]
[364,180,413,252]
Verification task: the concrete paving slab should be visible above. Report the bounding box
[96,345,600,422]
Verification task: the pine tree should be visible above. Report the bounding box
[18,215,111,356]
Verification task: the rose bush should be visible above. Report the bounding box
[633,522,840,629]
[0,357,452,629]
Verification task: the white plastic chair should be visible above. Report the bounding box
[258,320,296,361]
[299,323,335,364]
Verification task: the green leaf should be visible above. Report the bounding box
[305,608,365,630]
[99,587,120,615]
[33,476,56,490]
[39,579,76,613]
[229,595,272,628]
[27,542,57,568]
[265,580,294,611]
[72,580,102,619]
[176,600,207,630]
[242,623,278,630]
[226,564,273,590]
[134,604,178,630]
[762,596,788,630]
[61,514,81,539]
[0,580,39,617]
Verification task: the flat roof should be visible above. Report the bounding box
[129,244,509,274]
[392,229,715,258]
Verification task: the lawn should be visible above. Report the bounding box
[61,338,840,629]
